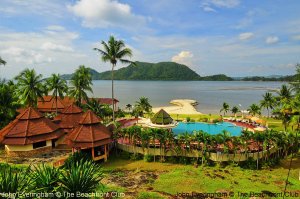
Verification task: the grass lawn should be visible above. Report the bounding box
[102,155,300,199]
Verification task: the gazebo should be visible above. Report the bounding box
[66,110,112,161]
[0,107,63,157]
[53,104,85,146]
[145,109,178,128]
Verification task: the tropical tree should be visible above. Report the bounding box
[69,65,93,105]
[15,69,46,107]
[125,104,132,112]
[290,63,300,94]
[247,103,261,116]
[231,106,240,118]
[94,35,133,122]
[46,74,68,114]
[0,57,6,66]
[85,98,113,122]
[0,81,19,128]
[134,97,152,117]
[260,92,276,118]
[277,84,292,102]
[220,102,230,116]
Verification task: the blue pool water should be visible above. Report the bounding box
[172,122,242,136]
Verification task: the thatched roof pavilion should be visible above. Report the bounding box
[151,109,174,125]
[0,107,64,156]
[67,110,112,161]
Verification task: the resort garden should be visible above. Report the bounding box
[0,39,300,198]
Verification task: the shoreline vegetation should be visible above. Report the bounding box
[61,61,296,82]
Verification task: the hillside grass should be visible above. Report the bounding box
[103,155,300,198]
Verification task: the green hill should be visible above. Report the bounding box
[98,61,200,80]
[61,61,234,81]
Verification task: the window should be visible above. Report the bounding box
[33,141,47,149]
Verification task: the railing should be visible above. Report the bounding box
[117,143,278,162]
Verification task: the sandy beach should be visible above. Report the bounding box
[152,99,201,115]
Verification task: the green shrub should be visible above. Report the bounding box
[130,153,143,160]
[63,151,92,169]
[137,192,165,199]
[119,151,131,159]
[143,154,154,162]
[186,117,191,122]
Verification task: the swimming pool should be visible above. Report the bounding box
[172,122,242,136]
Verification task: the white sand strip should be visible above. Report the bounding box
[152,99,201,115]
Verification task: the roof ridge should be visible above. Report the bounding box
[73,125,84,142]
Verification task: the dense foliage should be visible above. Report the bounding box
[0,157,103,198]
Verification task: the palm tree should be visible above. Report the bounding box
[290,63,300,94]
[86,98,112,122]
[94,35,133,122]
[0,82,19,128]
[125,104,132,112]
[277,84,292,102]
[135,97,152,117]
[247,103,261,116]
[69,65,93,105]
[231,106,240,118]
[0,57,6,66]
[46,74,68,114]
[260,92,276,118]
[15,69,46,107]
[220,102,230,116]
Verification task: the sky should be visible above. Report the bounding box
[0,0,300,79]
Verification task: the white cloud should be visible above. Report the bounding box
[41,42,74,52]
[68,0,146,29]
[203,6,217,12]
[265,36,279,44]
[0,27,91,78]
[239,32,254,40]
[1,47,52,64]
[204,0,240,8]
[171,51,194,66]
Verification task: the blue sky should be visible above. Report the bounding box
[0,0,300,78]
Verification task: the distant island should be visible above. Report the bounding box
[61,61,294,81]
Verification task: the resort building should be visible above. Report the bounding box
[53,104,85,146]
[37,96,75,113]
[67,110,112,161]
[0,107,64,157]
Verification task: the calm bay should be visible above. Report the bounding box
[90,80,285,114]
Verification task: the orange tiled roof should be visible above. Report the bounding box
[37,96,75,113]
[0,107,64,145]
[53,104,84,133]
[67,110,112,149]
[97,98,119,105]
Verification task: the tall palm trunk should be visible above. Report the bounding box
[55,95,58,115]
[112,64,115,122]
